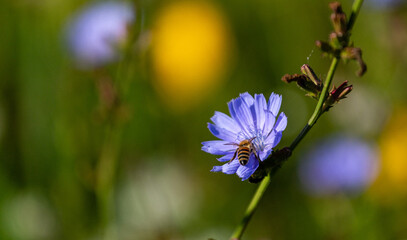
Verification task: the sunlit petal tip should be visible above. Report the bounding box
[255,93,266,103]
[227,99,237,119]
[211,166,223,172]
[268,93,282,116]
[240,92,255,105]
[254,93,267,130]
[232,97,254,134]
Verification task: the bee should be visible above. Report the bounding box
[225,137,260,166]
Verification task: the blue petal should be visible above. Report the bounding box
[208,123,238,142]
[274,112,287,132]
[265,129,283,149]
[210,166,223,172]
[259,148,273,161]
[217,153,235,162]
[254,94,267,131]
[232,97,254,136]
[262,109,276,137]
[222,159,241,174]
[211,159,240,174]
[239,92,254,106]
[210,111,241,134]
[272,131,283,148]
[268,93,282,116]
[236,154,259,181]
[241,93,257,130]
[228,99,249,137]
[202,140,235,155]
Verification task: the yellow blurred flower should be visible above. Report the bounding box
[369,107,407,202]
[151,1,232,112]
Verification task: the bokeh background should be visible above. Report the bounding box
[1,0,407,239]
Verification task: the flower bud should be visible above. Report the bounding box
[329,2,347,37]
[341,47,367,76]
[282,73,321,99]
[332,80,353,100]
[281,73,306,83]
[323,81,353,111]
[315,40,334,55]
[283,65,324,99]
[301,64,322,87]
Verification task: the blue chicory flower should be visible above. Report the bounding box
[202,92,287,181]
[298,135,379,196]
[367,0,404,9]
[66,1,135,69]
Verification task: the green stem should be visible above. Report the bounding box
[308,57,339,126]
[230,175,271,240]
[96,123,122,230]
[347,0,364,32]
[229,1,364,239]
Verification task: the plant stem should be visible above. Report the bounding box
[290,56,339,150]
[229,1,364,239]
[347,0,364,32]
[96,123,122,232]
[230,175,271,240]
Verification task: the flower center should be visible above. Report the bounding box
[251,130,265,151]
[236,128,266,152]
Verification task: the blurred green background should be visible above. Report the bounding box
[1,0,407,239]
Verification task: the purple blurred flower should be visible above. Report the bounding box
[299,135,379,196]
[66,1,135,68]
[367,0,404,9]
[202,92,287,181]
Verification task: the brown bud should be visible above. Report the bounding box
[283,65,325,99]
[281,74,307,83]
[301,64,322,87]
[316,40,335,55]
[341,47,367,76]
[282,73,321,99]
[332,80,353,100]
[323,80,353,111]
[329,2,347,37]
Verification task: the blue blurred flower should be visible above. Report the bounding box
[367,0,404,9]
[66,1,135,68]
[202,92,287,181]
[298,135,379,196]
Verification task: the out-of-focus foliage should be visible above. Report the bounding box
[0,0,407,239]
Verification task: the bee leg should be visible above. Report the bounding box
[228,149,238,164]
[252,149,260,163]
